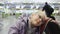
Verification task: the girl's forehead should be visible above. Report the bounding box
[30,14,42,20]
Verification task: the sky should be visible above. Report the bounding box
[0,0,60,3]
[0,0,60,13]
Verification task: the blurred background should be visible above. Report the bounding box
[0,0,60,34]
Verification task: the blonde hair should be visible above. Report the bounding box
[30,10,47,20]
[36,10,47,19]
[32,10,47,19]
[29,10,47,25]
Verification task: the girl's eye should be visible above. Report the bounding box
[39,16,41,18]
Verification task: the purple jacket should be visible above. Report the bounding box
[8,14,40,34]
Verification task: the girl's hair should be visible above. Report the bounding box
[30,10,47,21]
[35,10,47,20]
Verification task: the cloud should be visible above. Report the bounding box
[5,0,59,3]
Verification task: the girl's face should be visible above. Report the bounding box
[30,14,42,26]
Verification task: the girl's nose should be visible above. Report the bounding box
[37,19,42,23]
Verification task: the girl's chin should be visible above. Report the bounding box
[33,24,41,26]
